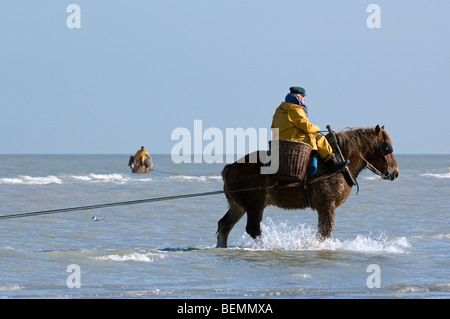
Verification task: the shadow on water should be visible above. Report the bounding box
[159,247,204,252]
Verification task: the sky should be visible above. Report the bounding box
[1,0,449,155]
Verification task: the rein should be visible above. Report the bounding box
[356,152,385,178]
[356,140,393,179]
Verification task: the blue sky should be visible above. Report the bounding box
[1,1,449,154]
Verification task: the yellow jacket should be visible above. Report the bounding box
[271,102,321,150]
[135,149,151,158]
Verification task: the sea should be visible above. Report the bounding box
[0,154,448,299]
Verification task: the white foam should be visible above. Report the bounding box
[411,233,450,241]
[87,173,130,184]
[70,173,139,184]
[291,273,312,280]
[0,173,223,185]
[0,175,62,185]
[95,251,166,263]
[430,234,450,240]
[69,175,92,181]
[167,175,222,182]
[238,218,410,254]
[0,177,23,184]
[421,172,450,179]
[134,178,153,182]
[0,284,22,292]
[391,285,430,293]
[0,173,133,185]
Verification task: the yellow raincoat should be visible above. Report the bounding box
[271,102,334,161]
[135,149,151,165]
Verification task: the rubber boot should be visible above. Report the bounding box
[327,156,350,173]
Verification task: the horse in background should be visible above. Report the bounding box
[128,156,152,174]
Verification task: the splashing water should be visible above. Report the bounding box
[238,218,410,254]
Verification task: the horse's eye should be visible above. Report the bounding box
[380,141,393,155]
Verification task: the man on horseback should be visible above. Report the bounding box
[271,86,349,173]
[135,146,151,166]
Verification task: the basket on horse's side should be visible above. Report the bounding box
[269,139,312,181]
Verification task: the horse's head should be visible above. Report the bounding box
[367,125,399,181]
[128,156,137,169]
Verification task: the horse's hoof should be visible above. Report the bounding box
[216,238,227,248]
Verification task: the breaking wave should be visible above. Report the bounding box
[421,172,450,179]
[0,175,63,185]
[0,173,223,185]
[0,284,22,292]
[0,174,132,185]
[166,175,222,182]
[79,173,131,184]
[421,167,450,179]
[95,250,167,263]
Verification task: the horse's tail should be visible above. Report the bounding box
[221,164,232,182]
[221,163,236,205]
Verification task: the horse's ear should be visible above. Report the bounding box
[375,125,382,137]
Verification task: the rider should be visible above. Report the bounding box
[135,146,151,166]
[271,86,349,173]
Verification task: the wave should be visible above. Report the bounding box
[76,173,153,184]
[0,174,131,185]
[0,284,22,292]
[420,166,450,179]
[166,175,222,182]
[76,173,131,184]
[95,250,167,263]
[0,175,63,185]
[421,172,450,179]
[7,170,446,186]
[0,173,224,185]
[386,283,450,294]
[236,218,411,254]
[411,233,450,240]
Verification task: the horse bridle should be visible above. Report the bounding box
[358,140,393,179]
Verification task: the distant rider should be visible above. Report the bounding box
[271,86,349,173]
[135,146,151,166]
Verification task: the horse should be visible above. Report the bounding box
[128,156,152,174]
[216,125,399,248]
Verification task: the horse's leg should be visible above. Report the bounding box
[217,206,245,248]
[316,206,336,241]
[245,206,264,240]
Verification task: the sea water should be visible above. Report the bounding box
[0,154,449,298]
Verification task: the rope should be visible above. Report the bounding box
[0,190,224,221]
[0,165,352,221]
[0,185,273,221]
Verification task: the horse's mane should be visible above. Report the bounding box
[335,127,387,158]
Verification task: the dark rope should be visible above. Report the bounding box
[1,168,348,221]
[0,185,274,221]
[0,190,225,220]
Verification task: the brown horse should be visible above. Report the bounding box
[128,156,152,174]
[216,125,399,248]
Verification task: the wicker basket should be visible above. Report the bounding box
[269,139,312,181]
